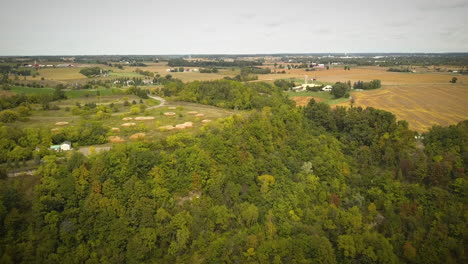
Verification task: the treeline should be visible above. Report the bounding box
[331,82,351,98]
[387,67,412,72]
[0,121,109,167]
[273,79,296,90]
[134,68,153,77]
[0,89,66,123]
[199,68,218,73]
[168,58,262,67]
[0,97,466,263]
[79,67,109,78]
[241,67,271,75]
[159,79,292,109]
[125,86,149,99]
[353,80,381,90]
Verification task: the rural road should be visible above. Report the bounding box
[147,95,166,109]
[110,94,166,116]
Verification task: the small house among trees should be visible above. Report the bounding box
[50,141,72,152]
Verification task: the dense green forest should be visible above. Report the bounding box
[0,80,466,263]
[159,79,292,109]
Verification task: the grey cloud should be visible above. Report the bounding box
[239,13,256,20]
[417,0,468,10]
[265,22,281,28]
[0,0,467,55]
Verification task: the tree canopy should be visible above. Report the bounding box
[0,80,466,263]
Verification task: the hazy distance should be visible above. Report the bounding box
[1,0,467,55]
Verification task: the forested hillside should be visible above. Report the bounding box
[0,80,466,263]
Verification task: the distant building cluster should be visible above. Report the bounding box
[166,68,199,72]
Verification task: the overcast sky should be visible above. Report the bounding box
[1,0,467,55]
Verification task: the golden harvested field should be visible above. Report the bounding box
[29,67,89,81]
[265,66,467,132]
[336,84,468,132]
[258,66,468,85]
[125,63,234,82]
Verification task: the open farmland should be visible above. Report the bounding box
[337,83,468,132]
[286,90,348,106]
[120,62,237,82]
[274,66,468,132]
[258,66,468,85]
[28,67,86,81]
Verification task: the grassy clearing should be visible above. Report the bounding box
[10,85,125,99]
[326,97,350,105]
[286,90,350,106]
[11,86,54,95]
[6,90,234,144]
[285,91,333,99]
[109,71,144,78]
[32,67,85,80]
[144,98,160,106]
[65,88,124,98]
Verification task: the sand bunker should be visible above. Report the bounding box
[164,112,176,116]
[122,117,133,121]
[111,127,120,132]
[109,136,125,143]
[134,116,155,121]
[168,106,177,110]
[121,122,136,127]
[183,122,193,128]
[201,119,212,124]
[129,133,146,140]
[195,113,205,117]
[51,128,60,132]
[187,111,198,115]
[174,122,194,130]
[159,125,175,131]
[55,122,69,126]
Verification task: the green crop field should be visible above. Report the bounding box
[11,86,54,95]
[65,88,124,98]
[10,86,125,99]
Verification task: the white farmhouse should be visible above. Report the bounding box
[60,141,72,151]
[322,85,333,91]
[50,141,72,152]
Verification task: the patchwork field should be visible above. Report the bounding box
[336,84,468,132]
[274,66,467,132]
[8,62,468,133]
[258,66,468,85]
[118,62,236,82]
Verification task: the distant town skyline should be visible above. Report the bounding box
[1,0,467,55]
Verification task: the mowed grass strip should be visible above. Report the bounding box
[10,86,124,98]
[11,86,54,95]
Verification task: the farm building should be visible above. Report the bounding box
[50,141,72,152]
[56,64,74,67]
[322,85,333,91]
[292,83,322,92]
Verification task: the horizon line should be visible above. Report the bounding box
[1,52,468,57]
